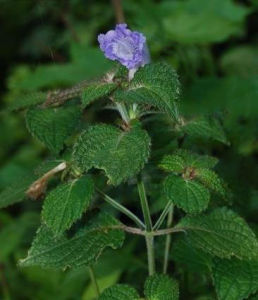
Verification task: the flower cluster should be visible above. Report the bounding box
[98,24,149,71]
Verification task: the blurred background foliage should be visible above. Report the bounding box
[0,0,258,299]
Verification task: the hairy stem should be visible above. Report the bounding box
[137,177,155,275]
[88,266,100,297]
[98,189,145,229]
[163,205,174,274]
[153,201,173,230]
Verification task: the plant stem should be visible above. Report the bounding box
[116,102,130,124]
[88,266,100,297]
[137,177,155,275]
[145,234,155,276]
[153,201,173,230]
[137,178,152,231]
[111,0,125,23]
[98,189,145,229]
[163,205,174,274]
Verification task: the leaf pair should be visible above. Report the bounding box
[99,274,179,300]
[160,149,227,213]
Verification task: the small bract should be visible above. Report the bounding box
[98,24,150,71]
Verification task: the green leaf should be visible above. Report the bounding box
[72,124,150,185]
[196,169,226,197]
[172,237,212,273]
[42,176,94,235]
[212,258,258,300]
[174,149,219,169]
[159,150,218,173]
[82,82,117,108]
[99,284,140,300]
[19,212,125,269]
[177,207,258,259]
[0,174,36,208]
[159,155,185,173]
[182,116,229,145]
[161,0,249,44]
[164,175,210,213]
[81,82,117,108]
[113,63,180,120]
[144,274,179,300]
[26,105,81,154]
[7,92,46,111]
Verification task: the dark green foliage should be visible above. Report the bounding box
[72,124,150,185]
[26,106,81,154]
[114,63,180,120]
[99,284,140,299]
[20,213,125,269]
[177,208,258,259]
[42,176,94,235]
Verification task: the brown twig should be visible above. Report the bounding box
[112,0,125,23]
[26,162,67,200]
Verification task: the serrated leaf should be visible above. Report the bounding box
[196,168,226,197]
[182,116,229,145]
[159,155,185,173]
[42,176,94,235]
[160,150,218,173]
[7,92,46,111]
[172,237,212,272]
[164,175,210,213]
[177,207,258,259]
[144,274,179,300]
[212,258,258,300]
[19,212,125,269]
[72,124,150,185]
[81,82,117,108]
[113,63,180,120]
[99,284,140,300]
[26,105,81,154]
[174,149,219,169]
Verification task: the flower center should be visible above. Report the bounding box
[113,37,134,60]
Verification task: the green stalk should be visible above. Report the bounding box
[98,189,145,229]
[137,177,155,275]
[88,267,100,297]
[137,178,152,231]
[163,205,174,274]
[153,201,173,230]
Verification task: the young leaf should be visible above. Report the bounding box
[99,284,140,300]
[164,175,210,213]
[144,274,179,300]
[26,105,81,154]
[113,62,180,120]
[174,149,219,169]
[19,212,125,269]
[7,92,46,111]
[72,124,150,185]
[177,207,258,259]
[159,154,185,173]
[159,150,218,173]
[42,176,94,235]
[81,82,117,108]
[212,258,258,300]
[182,116,229,145]
[195,168,226,197]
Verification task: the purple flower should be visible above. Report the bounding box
[98,24,150,71]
